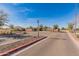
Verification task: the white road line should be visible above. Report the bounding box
[67,31,79,49]
[10,36,49,56]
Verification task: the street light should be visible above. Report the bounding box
[37,20,39,38]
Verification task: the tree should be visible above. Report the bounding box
[68,23,73,31]
[39,24,43,31]
[61,27,65,30]
[44,26,48,31]
[9,25,14,29]
[53,24,59,29]
[33,27,37,31]
[0,10,8,26]
[29,26,33,30]
[29,26,32,29]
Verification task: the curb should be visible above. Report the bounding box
[0,36,47,56]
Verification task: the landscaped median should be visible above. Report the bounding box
[0,36,47,56]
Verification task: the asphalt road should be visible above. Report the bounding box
[13,31,79,56]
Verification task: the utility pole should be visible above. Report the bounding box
[74,3,77,35]
[37,20,39,38]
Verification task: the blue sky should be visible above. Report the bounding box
[0,3,78,28]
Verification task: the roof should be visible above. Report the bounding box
[0,25,10,29]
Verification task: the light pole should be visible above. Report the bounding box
[74,3,78,35]
[37,20,39,38]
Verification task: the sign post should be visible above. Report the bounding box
[37,20,39,38]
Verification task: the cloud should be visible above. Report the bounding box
[19,8,32,12]
[12,3,32,13]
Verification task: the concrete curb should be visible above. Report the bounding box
[0,36,47,56]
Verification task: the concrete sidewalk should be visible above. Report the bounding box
[67,31,79,48]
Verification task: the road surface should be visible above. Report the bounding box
[12,31,79,56]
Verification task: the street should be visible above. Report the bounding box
[12,31,79,56]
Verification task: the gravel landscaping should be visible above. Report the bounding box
[0,36,46,56]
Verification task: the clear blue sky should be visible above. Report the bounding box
[0,3,78,28]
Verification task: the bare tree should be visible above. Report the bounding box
[0,10,8,26]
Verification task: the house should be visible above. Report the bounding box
[25,29,32,32]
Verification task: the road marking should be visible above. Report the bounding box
[10,36,49,56]
[67,31,79,49]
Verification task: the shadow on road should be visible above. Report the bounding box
[49,37,67,40]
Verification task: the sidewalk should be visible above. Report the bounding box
[67,31,79,48]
